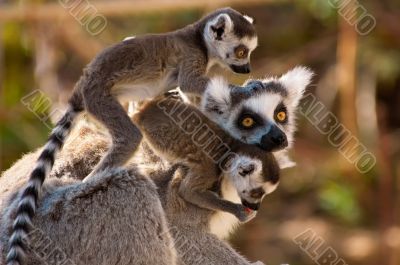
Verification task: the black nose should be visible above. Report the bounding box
[230,63,251,74]
[260,126,288,152]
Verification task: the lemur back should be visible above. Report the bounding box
[7,8,258,265]
[133,95,280,222]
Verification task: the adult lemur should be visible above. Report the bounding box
[1,67,313,264]
[7,8,258,265]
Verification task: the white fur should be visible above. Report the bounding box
[209,177,241,239]
[51,126,66,138]
[204,13,233,45]
[228,155,264,192]
[127,101,136,116]
[243,15,254,24]
[123,36,136,41]
[36,159,52,176]
[217,13,233,32]
[6,245,26,261]
[176,88,190,103]
[202,77,230,107]
[13,211,33,228]
[201,77,231,123]
[113,82,165,101]
[273,150,296,169]
[242,36,258,52]
[278,66,314,107]
[243,93,282,122]
[263,181,279,194]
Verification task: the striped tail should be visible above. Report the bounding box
[6,107,80,265]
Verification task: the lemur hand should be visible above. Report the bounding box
[245,80,265,91]
[164,90,181,100]
[229,80,265,96]
[235,204,257,222]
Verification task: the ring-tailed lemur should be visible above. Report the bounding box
[2,67,312,264]
[133,95,280,222]
[0,128,264,265]
[7,8,258,265]
[137,66,313,240]
[201,66,314,169]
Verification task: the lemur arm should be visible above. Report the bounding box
[178,171,253,222]
[178,50,210,95]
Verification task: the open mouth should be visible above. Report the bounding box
[241,199,260,211]
[229,63,251,74]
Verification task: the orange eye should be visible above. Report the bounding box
[276,111,286,122]
[236,49,246,58]
[242,117,255,127]
[234,45,248,59]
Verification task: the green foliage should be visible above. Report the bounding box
[318,180,361,224]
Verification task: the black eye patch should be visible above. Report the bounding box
[236,108,264,130]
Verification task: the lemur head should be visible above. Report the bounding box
[225,152,280,211]
[201,66,313,167]
[202,8,257,74]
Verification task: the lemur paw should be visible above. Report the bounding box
[235,204,257,222]
[164,90,181,100]
[229,80,265,96]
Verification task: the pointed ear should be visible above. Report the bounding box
[273,150,296,169]
[243,15,254,24]
[209,13,233,40]
[200,77,231,119]
[279,66,314,107]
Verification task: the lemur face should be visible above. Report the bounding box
[204,10,257,74]
[226,155,279,210]
[201,66,313,168]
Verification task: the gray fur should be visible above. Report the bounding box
[2,67,312,264]
[7,8,258,264]
[1,123,260,265]
[1,125,177,265]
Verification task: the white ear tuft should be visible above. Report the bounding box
[208,13,233,40]
[243,15,254,24]
[217,13,233,32]
[200,77,231,117]
[279,66,314,107]
[273,150,296,169]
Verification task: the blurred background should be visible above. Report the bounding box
[0,0,399,264]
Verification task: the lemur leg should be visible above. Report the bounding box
[178,172,251,222]
[171,227,258,265]
[83,90,142,179]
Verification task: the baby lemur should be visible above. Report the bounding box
[7,8,257,265]
[133,94,280,222]
[2,67,312,264]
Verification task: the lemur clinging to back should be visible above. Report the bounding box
[1,67,313,264]
[132,65,313,224]
[7,8,257,265]
[133,94,281,222]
